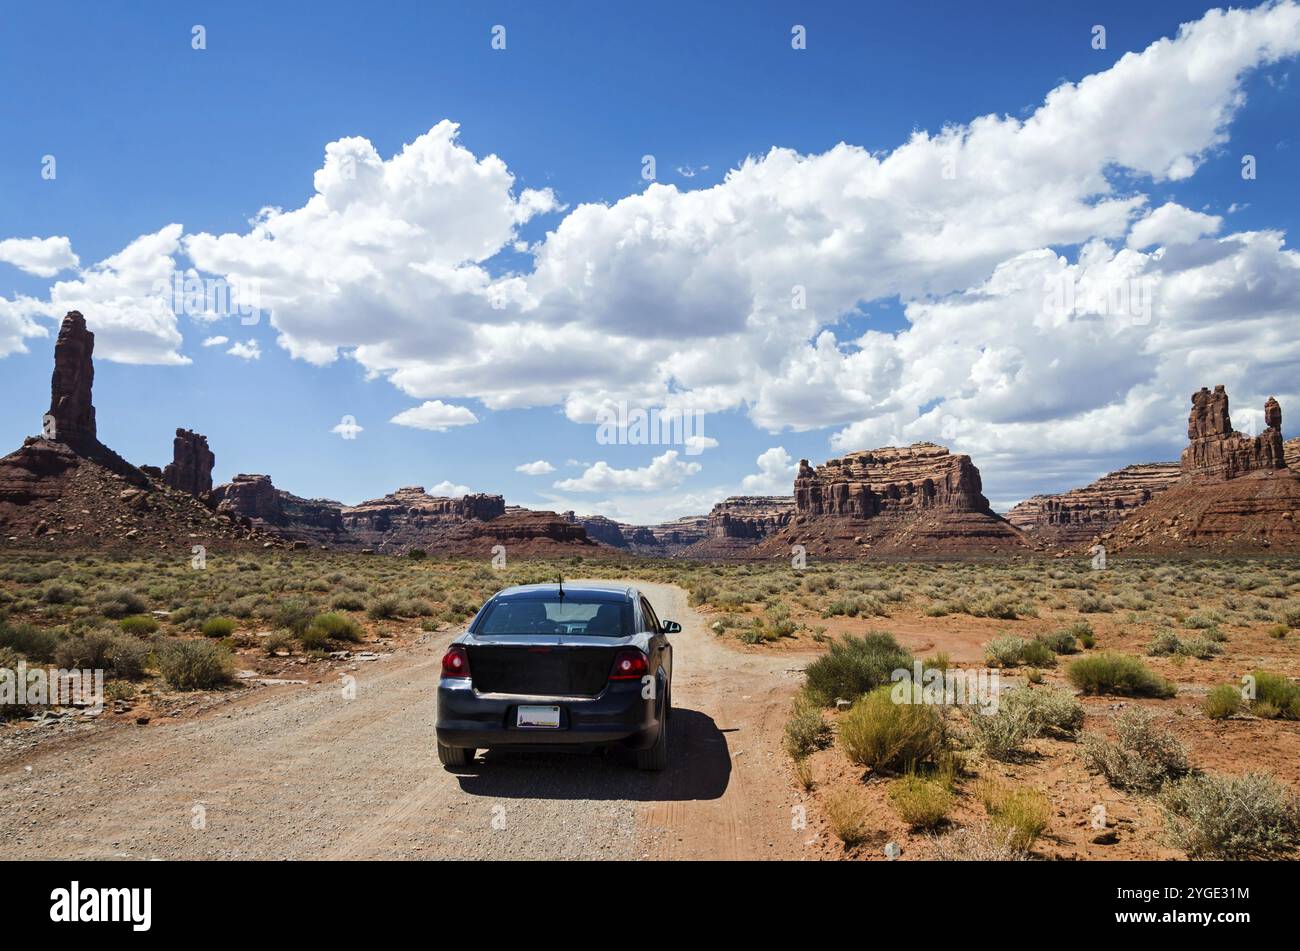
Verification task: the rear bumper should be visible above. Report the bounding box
[436,676,662,751]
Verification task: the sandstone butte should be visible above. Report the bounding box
[1104,386,1300,554]
[741,442,1029,559]
[1004,463,1182,549]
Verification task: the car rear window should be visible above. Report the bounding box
[474,598,632,637]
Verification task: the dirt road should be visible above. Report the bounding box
[0,582,812,860]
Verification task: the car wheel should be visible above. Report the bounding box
[437,741,473,767]
[636,691,669,771]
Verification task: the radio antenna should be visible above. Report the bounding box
[557,574,565,598]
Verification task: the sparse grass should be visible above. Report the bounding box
[976,781,1051,852]
[889,774,954,830]
[1203,684,1243,720]
[824,787,875,847]
[838,685,945,774]
[930,823,1028,861]
[1067,652,1176,698]
[200,617,237,639]
[307,611,363,644]
[156,640,235,690]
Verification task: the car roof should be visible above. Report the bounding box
[491,582,638,602]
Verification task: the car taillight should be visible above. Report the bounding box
[609,648,648,680]
[442,645,470,678]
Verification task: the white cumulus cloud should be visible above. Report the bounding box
[553,450,702,492]
[0,236,79,278]
[389,399,479,432]
[515,460,556,475]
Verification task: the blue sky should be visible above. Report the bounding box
[2,0,1299,520]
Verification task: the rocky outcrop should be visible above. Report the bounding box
[794,443,992,517]
[1005,463,1181,548]
[332,488,591,554]
[1181,385,1286,482]
[341,487,506,537]
[1282,436,1299,475]
[707,496,795,539]
[564,514,628,547]
[47,311,98,449]
[1107,388,1300,553]
[162,429,215,497]
[211,474,346,545]
[0,313,270,549]
[750,442,1027,558]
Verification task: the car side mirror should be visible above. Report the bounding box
[661,620,681,634]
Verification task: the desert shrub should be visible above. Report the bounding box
[977,781,1051,852]
[965,701,1034,761]
[783,692,832,759]
[407,548,428,561]
[1036,628,1079,655]
[1267,623,1289,639]
[53,629,147,680]
[1019,639,1056,667]
[157,640,234,690]
[984,635,1027,668]
[1023,667,1043,685]
[331,593,366,611]
[838,685,945,773]
[824,787,875,847]
[1007,685,1085,739]
[308,611,363,644]
[1076,593,1114,614]
[1247,670,1300,719]
[889,774,954,830]
[930,823,1028,861]
[298,626,330,650]
[1067,652,1175,698]
[264,630,294,655]
[792,757,815,792]
[368,596,401,620]
[200,617,237,639]
[688,582,717,607]
[971,597,1020,620]
[1203,684,1243,720]
[273,599,314,635]
[1161,772,1300,859]
[1282,606,1300,628]
[1176,635,1221,660]
[984,635,1053,668]
[0,620,60,662]
[1081,708,1190,792]
[97,588,147,619]
[1147,630,1181,656]
[802,632,913,705]
[400,599,434,617]
[41,583,81,605]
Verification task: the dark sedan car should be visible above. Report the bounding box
[435,582,679,770]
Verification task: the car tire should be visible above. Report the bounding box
[636,688,670,771]
[437,741,473,768]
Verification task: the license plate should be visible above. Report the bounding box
[516,705,561,729]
